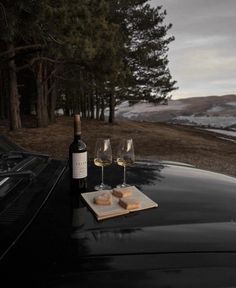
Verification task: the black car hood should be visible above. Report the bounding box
[71,222,236,256]
[68,161,236,257]
[74,162,236,231]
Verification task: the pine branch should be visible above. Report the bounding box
[0,44,43,58]
[0,2,8,27]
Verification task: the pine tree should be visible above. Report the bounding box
[109,0,177,107]
[0,0,177,127]
[0,0,46,129]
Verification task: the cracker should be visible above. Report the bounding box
[119,198,140,210]
[94,192,112,205]
[112,187,132,198]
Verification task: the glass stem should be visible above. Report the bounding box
[101,166,104,185]
[123,165,126,185]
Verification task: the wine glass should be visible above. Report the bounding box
[116,138,135,188]
[94,138,112,190]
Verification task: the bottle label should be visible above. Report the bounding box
[72,152,87,179]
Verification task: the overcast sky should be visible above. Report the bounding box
[150,0,236,99]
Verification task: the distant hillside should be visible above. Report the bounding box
[115,94,236,128]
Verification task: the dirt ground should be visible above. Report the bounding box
[1,116,236,177]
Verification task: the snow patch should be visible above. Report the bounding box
[174,116,236,128]
[207,106,224,113]
[218,137,236,143]
[116,100,188,118]
[226,102,236,107]
[205,128,236,138]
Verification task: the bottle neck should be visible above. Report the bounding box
[74,115,81,141]
[74,133,81,141]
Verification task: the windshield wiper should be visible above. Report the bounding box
[0,170,36,180]
[3,151,49,160]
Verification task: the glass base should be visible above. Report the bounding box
[116,183,130,188]
[94,183,111,191]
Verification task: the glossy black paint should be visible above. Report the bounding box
[1,137,236,287]
[84,161,236,230]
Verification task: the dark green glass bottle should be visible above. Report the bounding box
[69,115,87,194]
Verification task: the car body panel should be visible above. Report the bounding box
[1,136,236,287]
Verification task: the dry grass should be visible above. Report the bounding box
[1,116,236,177]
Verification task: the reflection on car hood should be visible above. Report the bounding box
[71,222,236,256]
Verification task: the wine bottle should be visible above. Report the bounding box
[71,196,86,228]
[69,114,87,194]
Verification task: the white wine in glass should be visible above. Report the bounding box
[94,138,112,190]
[116,138,135,188]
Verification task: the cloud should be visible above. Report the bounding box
[150,0,236,98]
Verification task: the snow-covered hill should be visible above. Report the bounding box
[115,94,236,129]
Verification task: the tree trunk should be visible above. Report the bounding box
[86,94,90,118]
[8,43,21,130]
[36,61,48,127]
[0,69,4,119]
[49,82,57,123]
[100,97,105,121]
[0,90,3,119]
[108,92,115,123]
[95,87,100,120]
[78,93,82,115]
[81,93,86,118]
[3,68,9,119]
[90,92,94,119]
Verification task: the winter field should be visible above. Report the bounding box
[115,95,236,143]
